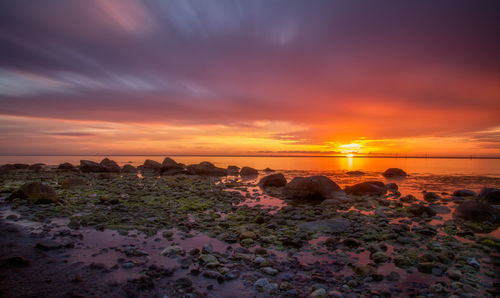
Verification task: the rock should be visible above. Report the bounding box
[353,264,374,276]
[261,267,278,275]
[430,204,451,214]
[310,288,326,298]
[8,182,58,204]
[253,278,277,292]
[13,163,29,169]
[370,251,389,263]
[342,238,360,247]
[28,163,45,172]
[447,269,462,281]
[283,176,343,201]
[407,204,436,217]
[61,177,87,189]
[453,200,500,223]
[143,159,162,173]
[36,240,62,250]
[259,173,287,187]
[424,192,441,202]
[477,187,500,204]
[174,277,192,288]
[417,262,435,274]
[160,157,185,175]
[396,236,414,244]
[400,194,417,202]
[202,270,223,280]
[263,167,274,172]
[345,181,387,196]
[200,254,218,264]
[186,162,227,176]
[121,164,138,173]
[386,183,398,191]
[240,166,258,176]
[386,271,400,281]
[57,162,77,171]
[239,231,257,239]
[161,246,185,257]
[382,168,407,178]
[227,165,240,174]
[80,160,104,173]
[346,170,365,176]
[0,164,16,174]
[100,158,121,173]
[453,189,476,197]
[0,257,30,268]
[298,218,350,233]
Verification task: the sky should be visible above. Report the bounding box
[0,0,499,156]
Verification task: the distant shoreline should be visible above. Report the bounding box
[0,154,499,159]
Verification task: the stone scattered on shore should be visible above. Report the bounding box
[477,187,500,204]
[453,200,500,223]
[186,161,227,176]
[122,164,138,173]
[100,158,121,173]
[259,173,287,188]
[57,162,77,171]
[283,175,342,201]
[382,168,407,178]
[453,189,476,197]
[160,157,185,175]
[80,160,104,173]
[142,159,162,173]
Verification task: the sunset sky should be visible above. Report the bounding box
[1,0,499,156]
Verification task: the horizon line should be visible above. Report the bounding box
[1,154,500,159]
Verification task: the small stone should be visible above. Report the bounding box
[35,240,61,250]
[161,245,185,257]
[386,271,400,281]
[261,267,278,275]
[447,269,462,281]
[310,288,326,298]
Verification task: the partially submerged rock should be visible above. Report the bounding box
[99,158,121,173]
[160,157,185,175]
[240,166,258,176]
[477,187,500,204]
[407,204,436,217]
[57,162,77,171]
[28,163,45,172]
[345,181,387,196]
[423,192,441,202]
[382,168,407,178]
[259,173,287,187]
[80,160,104,173]
[227,165,240,174]
[283,175,342,201]
[453,200,500,223]
[122,164,138,173]
[143,159,162,173]
[186,162,227,176]
[453,189,476,197]
[8,182,58,204]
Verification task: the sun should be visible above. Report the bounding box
[346,153,355,157]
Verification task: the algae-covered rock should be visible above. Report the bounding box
[259,173,287,188]
[283,175,342,201]
[8,182,58,204]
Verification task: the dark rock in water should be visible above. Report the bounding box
[61,177,87,189]
[477,187,500,204]
[453,189,476,197]
[429,204,451,214]
[259,173,287,187]
[424,192,441,202]
[386,183,398,191]
[382,168,407,178]
[345,181,387,196]
[13,163,30,169]
[407,204,436,217]
[263,167,275,172]
[186,162,227,176]
[283,175,342,201]
[453,200,500,223]
[143,159,162,172]
[8,182,58,204]
[100,158,121,173]
[400,194,417,202]
[122,164,138,173]
[298,218,350,233]
[57,162,77,171]
[160,157,185,175]
[80,160,104,173]
[36,240,62,250]
[346,170,365,176]
[227,165,240,174]
[240,166,258,176]
[28,163,45,172]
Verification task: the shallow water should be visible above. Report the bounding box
[2,155,500,177]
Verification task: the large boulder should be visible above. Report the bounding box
[453,189,476,197]
[160,157,185,175]
[382,168,407,178]
[477,188,500,204]
[453,200,500,223]
[28,163,45,172]
[259,173,287,188]
[345,181,387,196]
[121,164,138,174]
[142,159,162,174]
[57,162,77,172]
[227,165,240,174]
[240,166,259,176]
[283,176,342,201]
[99,158,121,173]
[8,182,58,204]
[80,160,104,173]
[13,163,30,169]
[0,164,17,174]
[186,162,227,176]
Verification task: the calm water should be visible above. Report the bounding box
[1,155,500,177]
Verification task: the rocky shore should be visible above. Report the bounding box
[1,158,499,297]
